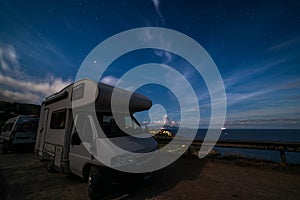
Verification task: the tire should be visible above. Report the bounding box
[46,163,56,173]
[2,146,8,154]
[2,141,9,154]
[88,166,108,199]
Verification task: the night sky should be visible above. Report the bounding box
[0,0,299,128]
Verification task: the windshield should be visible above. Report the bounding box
[96,112,143,138]
[2,123,14,132]
[15,117,39,131]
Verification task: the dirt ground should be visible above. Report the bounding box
[0,149,300,200]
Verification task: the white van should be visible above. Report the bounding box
[1,115,39,153]
[35,79,158,199]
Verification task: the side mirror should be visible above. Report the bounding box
[71,132,82,146]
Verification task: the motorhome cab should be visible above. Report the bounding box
[35,79,157,199]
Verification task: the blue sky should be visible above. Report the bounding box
[0,0,299,128]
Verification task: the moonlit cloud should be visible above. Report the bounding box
[222,59,293,107]
[100,76,119,86]
[141,28,174,64]
[153,49,173,64]
[152,0,159,10]
[0,43,72,104]
[1,0,299,129]
[0,73,72,104]
[148,104,167,127]
[281,80,300,89]
[267,37,300,52]
[223,59,286,90]
[225,118,300,129]
[0,89,41,103]
[0,44,20,73]
[0,73,71,97]
[0,6,75,104]
[151,0,164,24]
[226,88,275,106]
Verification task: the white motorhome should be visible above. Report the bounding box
[35,79,158,199]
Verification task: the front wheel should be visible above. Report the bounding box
[88,166,110,199]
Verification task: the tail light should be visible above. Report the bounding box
[10,130,16,140]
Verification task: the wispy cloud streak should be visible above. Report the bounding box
[0,43,72,104]
[151,0,165,25]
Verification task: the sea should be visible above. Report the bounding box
[178,128,300,164]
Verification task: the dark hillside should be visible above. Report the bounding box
[0,101,40,129]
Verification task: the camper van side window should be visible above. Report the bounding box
[50,109,67,129]
[72,83,84,101]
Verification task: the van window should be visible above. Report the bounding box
[84,117,94,143]
[50,109,67,129]
[102,115,121,137]
[73,114,94,143]
[72,83,84,101]
[16,117,39,131]
[97,113,142,138]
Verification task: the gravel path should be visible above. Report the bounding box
[0,151,299,199]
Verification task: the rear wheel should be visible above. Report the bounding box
[88,166,109,199]
[46,162,56,173]
[2,141,9,154]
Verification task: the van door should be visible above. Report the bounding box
[36,108,49,156]
[69,114,94,177]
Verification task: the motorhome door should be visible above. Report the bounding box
[69,114,95,176]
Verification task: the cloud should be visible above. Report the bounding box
[0,73,71,97]
[148,104,166,127]
[139,28,175,64]
[0,6,75,73]
[0,43,72,104]
[0,73,72,104]
[227,101,300,120]
[226,88,275,106]
[153,49,173,64]
[221,58,293,108]
[152,0,159,9]
[0,44,20,73]
[225,118,300,129]
[288,94,300,100]
[267,37,300,52]
[151,0,164,25]
[0,4,77,105]
[100,76,119,86]
[0,89,41,104]
[216,54,300,128]
[223,59,286,91]
[281,80,300,89]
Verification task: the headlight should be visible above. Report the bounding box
[111,155,135,167]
